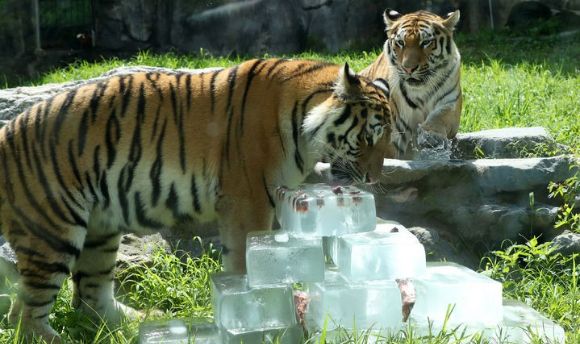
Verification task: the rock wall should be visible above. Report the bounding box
[88,0,580,55]
[94,0,398,55]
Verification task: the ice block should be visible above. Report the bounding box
[410,299,566,343]
[223,324,304,344]
[411,262,503,327]
[138,317,220,344]
[486,299,566,343]
[246,231,324,287]
[211,272,297,331]
[306,270,403,331]
[336,223,426,280]
[276,184,376,237]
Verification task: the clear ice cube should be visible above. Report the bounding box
[336,222,426,280]
[306,270,403,331]
[411,262,503,327]
[138,317,220,344]
[276,184,376,237]
[246,231,324,287]
[223,324,304,344]
[211,272,297,331]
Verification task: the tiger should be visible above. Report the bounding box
[0,58,391,343]
[361,9,462,159]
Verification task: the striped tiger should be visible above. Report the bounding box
[0,58,391,343]
[361,9,462,159]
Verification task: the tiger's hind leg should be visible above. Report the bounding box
[9,272,68,344]
[6,222,86,344]
[71,230,138,325]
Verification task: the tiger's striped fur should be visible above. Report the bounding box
[0,58,391,343]
[361,9,462,159]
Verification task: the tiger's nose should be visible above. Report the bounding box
[404,65,418,74]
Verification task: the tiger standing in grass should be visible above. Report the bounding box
[0,58,391,343]
[361,9,462,159]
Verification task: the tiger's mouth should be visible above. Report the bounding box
[405,77,424,85]
[329,162,374,186]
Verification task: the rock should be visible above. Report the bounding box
[0,237,18,317]
[373,155,576,260]
[506,1,553,32]
[116,233,171,271]
[380,156,575,194]
[506,1,580,33]
[161,221,222,262]
[173,0,306,56]
[551,231,580,255]
[408,226,479,269]
[0,240,18,282]
[94,0,421,56]
[452,127,566,159]
[0,66,221,121]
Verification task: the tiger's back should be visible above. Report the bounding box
[0,58,391,343]
[361,9,462,159]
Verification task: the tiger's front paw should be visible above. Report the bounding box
[417,128,451,160]
[417,128,448,150]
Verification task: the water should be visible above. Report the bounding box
[410,299,566,343]
[487,299,566,343]
[306,270,403,331]
[223,324,304,344]
[211,272,297,331]
[276,184,376,237]
[335,222,426,281]
[416,131,452,160]
[246,231,324,287]
[411,262,503,327]
[138,317,220,344]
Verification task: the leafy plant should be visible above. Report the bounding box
[482,237,580,341]
[548,161,580,233]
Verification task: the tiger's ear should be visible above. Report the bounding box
[383,8,402,30]
[335,62,362,99]
[443,10,460,31]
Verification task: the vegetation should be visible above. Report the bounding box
[1,30,579,343]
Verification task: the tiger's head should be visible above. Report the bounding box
[303,64,392,185]
[384,9,460,85]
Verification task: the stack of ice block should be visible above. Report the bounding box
[139,183,566,344]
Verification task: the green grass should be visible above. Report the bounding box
[2,236,576,343]
[0,31,579,343]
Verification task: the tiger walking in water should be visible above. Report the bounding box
[361,9,462,159]
[0,58,392,343]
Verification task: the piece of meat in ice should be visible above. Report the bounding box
[293,290,310,327]
[396,278,416,322]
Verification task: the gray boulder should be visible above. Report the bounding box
[116,233,172,271]
[0,240,17,282]
[0,66,221,121]
[551,230,580,256]
[408,226,480,269]
[374,156,575,260]
[451,127,566,159]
